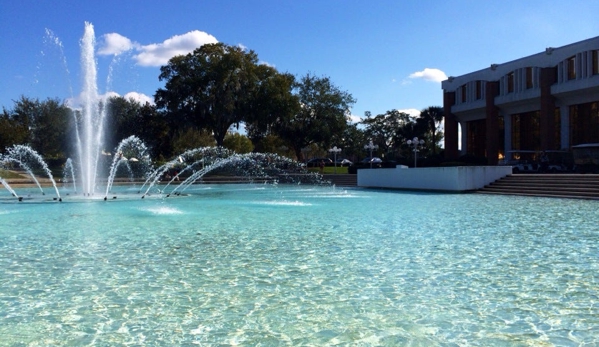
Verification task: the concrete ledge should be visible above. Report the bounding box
[358,166,513,192]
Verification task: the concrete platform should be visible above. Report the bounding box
[358,166,513,192]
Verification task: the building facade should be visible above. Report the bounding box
[442,36,599,164]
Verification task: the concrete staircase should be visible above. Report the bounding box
[323,174,357,187]
[477,174,599,200]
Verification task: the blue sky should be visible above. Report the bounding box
[1,0,598,122]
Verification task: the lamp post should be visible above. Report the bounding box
[364,140,379,168]
[328,146,342,173]
[406,137,425,167]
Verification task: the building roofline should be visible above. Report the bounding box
[442,36,599,90]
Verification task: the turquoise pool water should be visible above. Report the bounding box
[1,184,598,346]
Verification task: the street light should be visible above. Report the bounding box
[328,146,342,173]
[364,140,379,168]
[406,137,425,167]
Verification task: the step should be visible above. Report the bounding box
[477,174,599,200]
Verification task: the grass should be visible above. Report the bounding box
[0,169,26,179]
[307,166,349,174]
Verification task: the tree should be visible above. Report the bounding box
[171,128,215,155]
[223,133,254,154]
[417,106,444,155]
[106,96,171,159]
[0,108,29,152]
[3,96,72,158]
[155,43,261,146]
[361,109,414,159]
[244,67,298,144]
[274,73,355,160]
[334,123,367,162]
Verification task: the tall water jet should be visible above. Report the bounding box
[79,22,105,195]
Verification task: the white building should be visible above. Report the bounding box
[442,36,599,164]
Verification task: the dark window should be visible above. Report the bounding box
[526,67,533,89]
[512,111,540,151]
[476,80,482,99]
[593,50,599,75]
[567,56,576,80]
[461,85,467,103]
[466,119,486,158]
[570,102,599,145]
[507,72,514,93]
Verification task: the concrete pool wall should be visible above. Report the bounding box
[358,165,513,192]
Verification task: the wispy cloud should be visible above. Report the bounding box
[408,68,447,83]
[97,30,218,67]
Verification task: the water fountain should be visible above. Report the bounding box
[0,22,598,346]
[0,22,324,202]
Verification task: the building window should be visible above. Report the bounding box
[461,84,467,103]
[507,72,514,93]
[567,56,576,80]
[593,50,599,75]
[512,111,540,151]
[526,67,533,89]
[476,80,482,99]
[466,119,486,158]
[570,102,599,145]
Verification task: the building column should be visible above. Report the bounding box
[485,81,500,165]
[560,105,570,149]
[540,67,557,150]
[443,91,459,160]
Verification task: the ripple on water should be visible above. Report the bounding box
[0,185,598,345]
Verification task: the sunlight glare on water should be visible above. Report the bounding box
[0,184,598,346]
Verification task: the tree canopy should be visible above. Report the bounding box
[0,96,72,157]
[274,73,356,160]
[155,43,262,146]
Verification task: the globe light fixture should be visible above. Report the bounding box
[406,137,425,168]
[364,140,379,168]
[328,146,342,173]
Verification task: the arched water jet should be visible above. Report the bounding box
[104,135,150,199]
[1,157,46,195]
[63,158,77,192]
[4,145,61,200]
[139,147,233,196]
[1,178,20,200]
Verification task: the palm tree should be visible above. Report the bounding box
[418,106,444,155]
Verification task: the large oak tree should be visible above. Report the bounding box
[275,73,355,160]
[155,43,261,146]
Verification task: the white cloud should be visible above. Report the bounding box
[97,30,218,67]
[408,68,448,83]
[397,108,421,118]
[124,92,154,105]
[134,30,218,67]
[348,113,362,123]
[98,33,137,55]
[102,91,121,100]
[67,91,154,109]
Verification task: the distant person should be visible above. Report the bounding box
[319,160,325,173]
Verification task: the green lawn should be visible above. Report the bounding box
[0,169,25,179]
[307,166,349,174]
